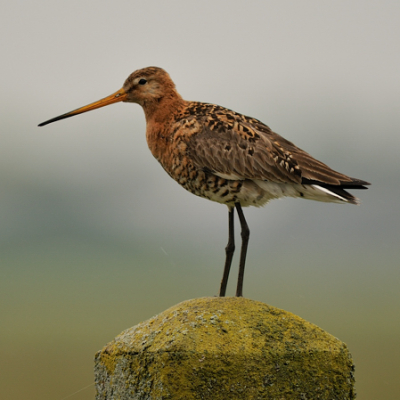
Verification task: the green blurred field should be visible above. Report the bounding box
[1,218,399,399]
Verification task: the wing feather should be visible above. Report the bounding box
[183,103,369,189]
[187,118,301,183]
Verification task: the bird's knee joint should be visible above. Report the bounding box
[241,228,250,241]
[225,243,235,253]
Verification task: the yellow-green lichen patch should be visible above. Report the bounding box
[95,297,355,399]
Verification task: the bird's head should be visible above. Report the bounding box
[122,67,177,106]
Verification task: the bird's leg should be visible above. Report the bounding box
[219,206,235,297]
[235,203,250,297]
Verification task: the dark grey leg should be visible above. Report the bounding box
[219,206,235,296]
[235,203,249,297]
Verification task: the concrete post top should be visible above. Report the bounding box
[98,297,350,373]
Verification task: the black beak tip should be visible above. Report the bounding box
[37,113,73,127]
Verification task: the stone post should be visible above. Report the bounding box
[94,297,355,399]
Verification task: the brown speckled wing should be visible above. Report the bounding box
[185,103,365,187]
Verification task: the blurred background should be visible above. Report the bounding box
[1,1,399,399]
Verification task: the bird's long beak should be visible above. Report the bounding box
[38,88,127,127]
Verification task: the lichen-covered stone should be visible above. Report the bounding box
[94,297,355,399]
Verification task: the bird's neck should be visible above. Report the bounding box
[142,90,186,125]
[143,91,187,164]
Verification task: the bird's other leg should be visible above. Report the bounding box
[219,206,235,297]
[235,203,250,297]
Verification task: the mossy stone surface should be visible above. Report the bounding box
[94,297,355,399]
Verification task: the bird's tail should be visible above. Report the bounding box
[302,178,370,205]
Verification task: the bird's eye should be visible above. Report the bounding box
[138,78,147,85]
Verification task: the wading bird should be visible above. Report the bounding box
[39,67,369,297]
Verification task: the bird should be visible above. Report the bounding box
[39,66,370,297]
